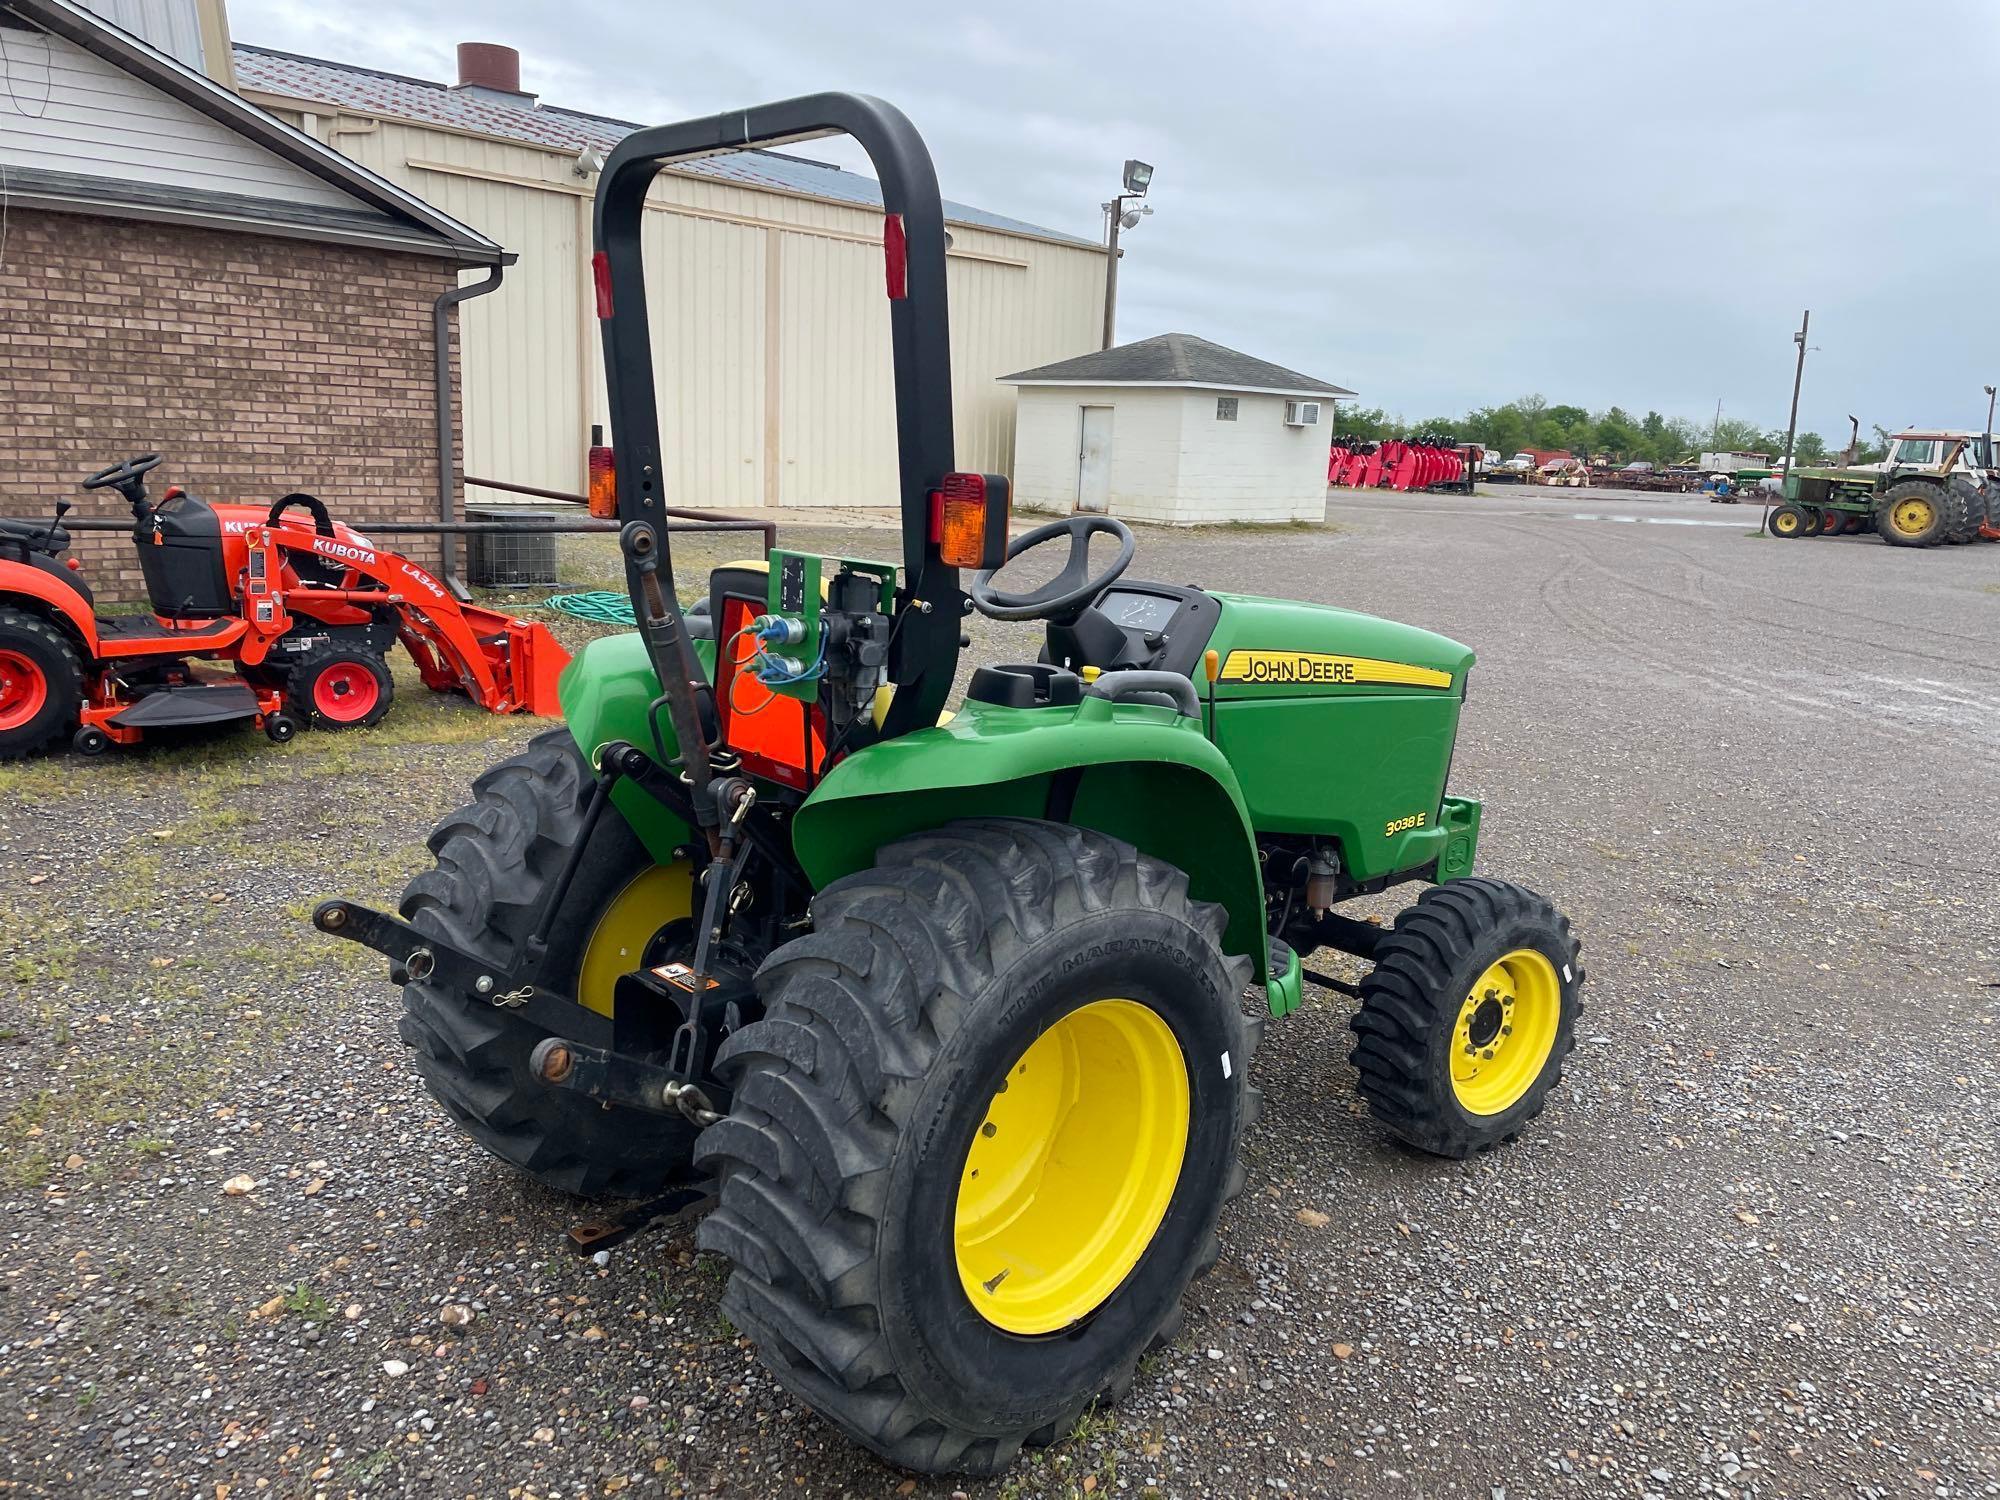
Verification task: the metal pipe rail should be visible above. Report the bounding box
[29,516,771,547]
[464,474,776,558]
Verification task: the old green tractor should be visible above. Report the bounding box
[1767,428,1997,545]
[318,94,1584,1476]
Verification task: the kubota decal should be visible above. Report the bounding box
[1217,650,1452,690]
[311,535,378,566]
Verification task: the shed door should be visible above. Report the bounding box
[1076,405,1114,513]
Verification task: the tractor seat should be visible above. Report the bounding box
[0,516,67,553]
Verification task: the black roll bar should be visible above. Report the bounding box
[593,93,961,738]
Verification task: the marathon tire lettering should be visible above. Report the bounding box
[1217,650,1453,690]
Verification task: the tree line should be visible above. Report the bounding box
[1331,394,1881,467]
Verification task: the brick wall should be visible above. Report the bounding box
[0,209,464,603]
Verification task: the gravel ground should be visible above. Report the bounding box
[2,490,1996,1500]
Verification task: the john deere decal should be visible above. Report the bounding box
[1217,650,1453,690]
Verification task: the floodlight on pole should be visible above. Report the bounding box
[1102,162,1157,349]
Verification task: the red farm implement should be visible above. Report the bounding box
[1329,433,1472,493]
[0,454,568,757]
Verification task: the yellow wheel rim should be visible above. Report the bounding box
[1890,496,1934,535]
[1773,511,1799,534]
[954,999,1189,1335]
[575,863,691,1017]
[1450,948,1561,1116]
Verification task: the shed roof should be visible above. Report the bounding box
[4,0,507,263]
[232,45,1099,250]
[1002,333,1355,398]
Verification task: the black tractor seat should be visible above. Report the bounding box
[0,517,67,553]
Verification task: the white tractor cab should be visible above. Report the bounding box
[1871,429,1994,478]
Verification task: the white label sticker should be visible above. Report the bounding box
[1221,1050,1232,1080]
[1562,964,1573,984]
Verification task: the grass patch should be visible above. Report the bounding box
[1202,517,1331,533]
[1068,1402,1115,1444]
[283,1281,332,1322]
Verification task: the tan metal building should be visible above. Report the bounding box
[229,42,1108,512]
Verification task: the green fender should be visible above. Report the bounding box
[557,630,702,864]
[793,694,1270,981]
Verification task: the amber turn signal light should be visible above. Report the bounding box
[931,472,1010,570]
[587,445,616,519]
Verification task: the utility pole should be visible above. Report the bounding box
[1100,159,1153,349]
[1762,309,1810,536]
[1102,203,1125,350]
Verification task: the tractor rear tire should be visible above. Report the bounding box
[1946,478,1986,544]
[695,819,1258,1475]
[1876,481,1949,547]
[396,728,701,1197]
[0,607,84,760]
[291,645,393,729]
[1349,878,1582,1158]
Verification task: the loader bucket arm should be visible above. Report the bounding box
[263,524,566,715]
[593,93,962,738]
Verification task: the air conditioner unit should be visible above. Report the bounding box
[1284,400,1321,427]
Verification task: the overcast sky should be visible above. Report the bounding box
[233,0,2000,443]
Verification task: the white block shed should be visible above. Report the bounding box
[1001,333,1356,525]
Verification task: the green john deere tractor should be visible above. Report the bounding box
[317,94,1584,1476]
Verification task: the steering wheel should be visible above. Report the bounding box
[81,454,162,492]
[968,515,1136,622]
[267,492,336,537]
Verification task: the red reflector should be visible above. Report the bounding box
[587,445,616,519]
[591,251,614,318]
[883,214,907,300]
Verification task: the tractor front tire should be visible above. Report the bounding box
[1768,504,1808,539]
[292,645,393,729]
[396,728,701,1197]
[0,607,84,760]
[1349,878,1582,1158]
[695,819,1258,1475]
[1876,481,1949,547]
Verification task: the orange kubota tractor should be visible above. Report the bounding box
[0,454,566,757]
